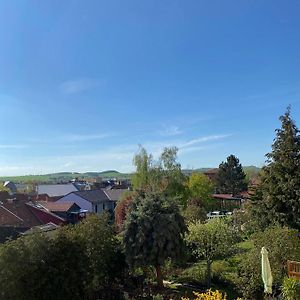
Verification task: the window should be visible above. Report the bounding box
[95,204,98,213]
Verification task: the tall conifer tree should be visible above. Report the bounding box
[260,107,300,229]
[216,154,247,195]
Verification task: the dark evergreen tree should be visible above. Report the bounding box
[123,192,186,288]
[258,107,300,229]
[216,154,247,195]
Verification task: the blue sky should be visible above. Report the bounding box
[0,0,299,175]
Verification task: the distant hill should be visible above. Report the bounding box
[0,166,261,184]
[183,166,261,176]
[0,170,132,184]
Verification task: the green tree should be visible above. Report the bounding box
[216,154,247,195]
[187,173,214,210]
[185,218,236,288]
[256,107,300,230]
[132,146,187,205]
[159,147,187,204]
[183,198,207,223]
[0,214,125,300]
[69,214,126,296]
[0,232,87,300]
[132,146,154,191]
[124,192,186,288]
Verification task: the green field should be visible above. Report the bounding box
[0,170,132,184]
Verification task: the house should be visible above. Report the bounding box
[203,168,219,182]
[104,187,128,202]
[36,183,78,201]
[0,193,41,228]
[25,202,66,226]
[57,189,127,214]
[0,192,43,242]
[35,201,87,224]
[211,194,243,211]
[3,181,17,195]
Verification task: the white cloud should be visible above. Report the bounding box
[0,144,28,149]
[0,134,232,175]
[60,78,104,94]
[159,125,182,136]
[180,134,232,148]
[63,133,113,142]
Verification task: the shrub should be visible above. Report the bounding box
[236,226,300,299]
[181,289,242,300]
[282,276,300,300]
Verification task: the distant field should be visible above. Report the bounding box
[0,166,260,184]
[0,170,132,184]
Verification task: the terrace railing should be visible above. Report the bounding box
[287,260,300,280]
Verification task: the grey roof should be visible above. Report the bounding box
[73,190,110,204]
[37,184,78,197]
[4,181,17,193]
[103,188,128,202]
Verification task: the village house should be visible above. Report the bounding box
[36,183,79,201]
[57,188,128,214]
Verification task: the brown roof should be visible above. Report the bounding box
[0,206,24,226]
[0,194,41,228]
[212,194,242,200]
[37,201,76,212]
[204,168,219,174]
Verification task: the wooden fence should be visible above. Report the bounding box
[287,260,300,280]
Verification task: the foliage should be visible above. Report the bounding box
[254,107,300,230]
[182,289,241,300]
[159,147,187,203]
[132,146,155,191]
[216,155,247,195]
[124,192,186,287]
[69,214,126,294]
[0,183,9,192]
[183,199,207,223]
[236,226,300,299]
[0,232,87,300]
[281,276,300,300]
[115,192,135,231]
[186,173,214,210]
[185,219,237,287]
[132,146,188,205]
[0,214,125,300]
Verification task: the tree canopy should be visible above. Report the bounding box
[0,214,125,300]
[186,172,214,209]
[257,107,300,230]
[185,218,236,287]
[216,154,247,195]
[131,146,187,205]
[124,192,186,287]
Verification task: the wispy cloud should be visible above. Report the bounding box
[159,125,182,136]
[180,134,231,148]
[0,144,28,149]
[63,133,113,142]
[60,78,104,94]
[0,134,232,175]
[27,132,114,144]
